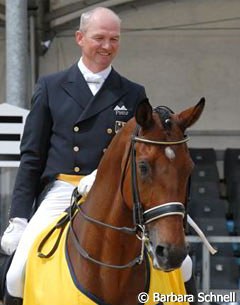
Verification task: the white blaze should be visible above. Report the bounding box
[165,146,175,160]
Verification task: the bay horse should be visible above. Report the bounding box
[23,98,205,305]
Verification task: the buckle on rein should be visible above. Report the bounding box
[135,224,150,264]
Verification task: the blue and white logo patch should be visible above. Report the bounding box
[114,105,129,116]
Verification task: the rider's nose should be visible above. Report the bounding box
[101,40,111,49]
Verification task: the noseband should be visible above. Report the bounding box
[64,126,189,269]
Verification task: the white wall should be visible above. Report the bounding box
[114,0,240,149]
[2,0,240,149]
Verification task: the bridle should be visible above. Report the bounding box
[66,125,190,269]
[38,125,190,268]
[131,127,189,228]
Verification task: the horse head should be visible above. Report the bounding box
[122,97,205,271]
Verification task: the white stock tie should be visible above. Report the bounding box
[84,74,104,95]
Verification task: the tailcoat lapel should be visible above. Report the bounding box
[61,63,93,110]
[76,68,128,123]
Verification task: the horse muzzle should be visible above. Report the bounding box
[148,242,188,271]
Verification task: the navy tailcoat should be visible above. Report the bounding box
[10,63,147,218]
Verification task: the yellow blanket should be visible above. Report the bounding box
[23,214,189,305]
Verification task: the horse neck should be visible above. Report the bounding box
[75,134,138,259]
[82,128,133,228]
[68,129,146,304]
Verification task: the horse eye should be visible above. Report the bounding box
[138,161,149,177]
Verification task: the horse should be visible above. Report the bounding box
[23,98,205,305]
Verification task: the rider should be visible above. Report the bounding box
[1,6,196,305]
[1,7,146,304]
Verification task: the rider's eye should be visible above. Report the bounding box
[138,161,149,177]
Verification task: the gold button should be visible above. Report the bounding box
[73,146,79,152]
[74,126,79,132]
[74,167,80,173]
[107,128,113,134]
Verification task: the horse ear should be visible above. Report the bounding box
[177,97,205,131]
[135,98,154,129]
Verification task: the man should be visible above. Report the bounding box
[1,7,147,304]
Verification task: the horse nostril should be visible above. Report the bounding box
[153,244,187,271]
[155,245,165,258]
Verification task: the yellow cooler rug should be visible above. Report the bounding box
[23,213,189,305]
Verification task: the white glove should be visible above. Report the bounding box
[1,217,28,255]
[180,254,193,282]
[77,169,97,196]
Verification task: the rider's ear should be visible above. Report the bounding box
[135,98,154,129]
[177,97,205,131]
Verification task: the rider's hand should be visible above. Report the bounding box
[1,217,28,255]
[77,169,97,196]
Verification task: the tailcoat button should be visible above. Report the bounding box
[73,146,79,152]
[74,167,80,173]
[74,126,79,132]
[107,128,113,134]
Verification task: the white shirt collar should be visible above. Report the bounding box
[78,58,112,81]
